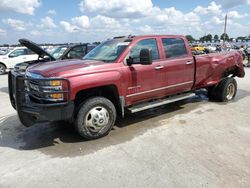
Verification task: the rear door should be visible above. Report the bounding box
[160,37,194,95]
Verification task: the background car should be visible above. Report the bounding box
[13,39,97,73]
[0,47,38,75]
[191,44,205,51]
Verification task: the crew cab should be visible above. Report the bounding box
[9,35,245,139]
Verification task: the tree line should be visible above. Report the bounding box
[186,34,250,43]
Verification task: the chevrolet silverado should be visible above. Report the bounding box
[9,35,245,139]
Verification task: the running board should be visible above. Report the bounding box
[127,93,195,113]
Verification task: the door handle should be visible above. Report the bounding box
[186,61,193,65]
[155,65,164,70]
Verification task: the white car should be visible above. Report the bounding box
[0,47,38,75]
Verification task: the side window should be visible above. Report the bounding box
[162,38,187,58]
[129,39,159,63]
[67,46,86,59]
[9,49,27,57]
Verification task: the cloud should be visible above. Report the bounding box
[227,11,248,19]
[47,9,56,15]
[79,0,153,18]
[41,16,57,29]
[60,21,79,33]
[0,28,6,36]
[0,0,40,15]
[215,0,250,8]
[30,30,42,36]
[2,18,27,31]
[60,15,90,33]
[194,1,222,15]
[90,15,121,29]
[138,25,153,33]
[152,7,200,25]
[72,15,90,29]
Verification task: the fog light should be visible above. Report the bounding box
[50,93,63,99]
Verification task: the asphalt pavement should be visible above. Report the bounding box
[0,67,250,188]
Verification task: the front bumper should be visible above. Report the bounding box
[8,71,74,127]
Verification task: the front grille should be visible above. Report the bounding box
[25,76,42,101]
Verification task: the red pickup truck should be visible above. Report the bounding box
[9,35,245,139]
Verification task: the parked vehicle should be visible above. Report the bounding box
[0,49,9,55]
[9,35,245,139]
[205,44,216,52]
[244,46,250,66]
[0,47,38,74]
[14,39,97,73]
[191,44,205,51]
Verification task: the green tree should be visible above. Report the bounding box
[214,34,219,41]
[185,35,195,42]
[236,36,246,41]
[220,33,229,41]
[206,34,212,42]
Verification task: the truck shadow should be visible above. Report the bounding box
[0,89,249,158]
[0,87,8,94]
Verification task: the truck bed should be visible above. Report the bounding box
[193,50,245,89]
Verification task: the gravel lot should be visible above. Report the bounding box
[0,67,250,188]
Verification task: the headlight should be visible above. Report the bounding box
[26,72,69,102]
[41,80,67,101]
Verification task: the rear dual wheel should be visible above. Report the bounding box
[207,77,237,102]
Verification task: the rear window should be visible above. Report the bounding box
[162,38,188,58]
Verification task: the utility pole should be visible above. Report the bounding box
[223,14,227,43]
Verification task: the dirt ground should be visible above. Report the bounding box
[0,67,250,188]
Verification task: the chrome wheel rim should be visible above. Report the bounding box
[84,106,109,133]
[226,83,235,100]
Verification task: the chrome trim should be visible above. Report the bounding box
[126,81,193,97]
[186,61,193,65]
[25,71,44,79]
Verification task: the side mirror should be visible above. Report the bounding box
[140,48,152,65]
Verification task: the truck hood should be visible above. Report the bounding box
[27,59,108,77]
[19,38,56,60]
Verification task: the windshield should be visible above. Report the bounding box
[83,39,130,62]
[51,46,68,59]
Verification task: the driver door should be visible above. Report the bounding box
[123,38,166,105]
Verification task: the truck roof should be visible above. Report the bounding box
[113,34,185,40]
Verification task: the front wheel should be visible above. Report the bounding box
[75,97,116,140]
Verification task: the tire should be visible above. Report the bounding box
[75,97,116,140]
[214,78,237,102]
[0,64,6,75]
[206,86,216,100]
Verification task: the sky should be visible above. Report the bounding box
[0,0,250,44]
